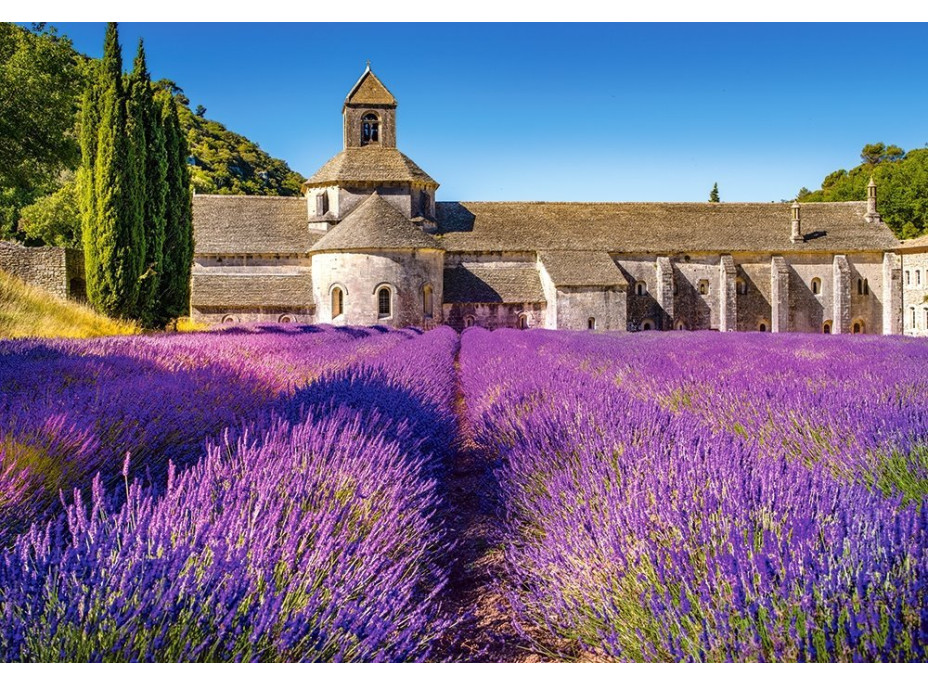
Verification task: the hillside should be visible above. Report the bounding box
[0,23,305,248]
[798,143,928,239]
[0,269,140,338]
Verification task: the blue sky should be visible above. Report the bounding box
[40,22,928,203]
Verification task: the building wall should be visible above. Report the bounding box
[194,306,315,325]
[443,302,545,331]
[902,251,928,336]
[554,287,626,331]
[615,257,666,330]
[311,249,444,328]
[344,106,397,149]
[0,241,84,300]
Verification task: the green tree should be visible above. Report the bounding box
[709,182,720,203]
[157,89,193,321]
[17,177,80,247]
[80,22,144,319]
[128,39,168,327]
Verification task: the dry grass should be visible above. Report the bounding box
[0,270,140,339]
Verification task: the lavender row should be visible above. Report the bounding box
[459,328,928,661]
[0,326,459,662]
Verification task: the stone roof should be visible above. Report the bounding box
[193,195,312,255]
[443,262,545,304]
[303,147,438,188]
[434,201,900,254]
[191,272,313,308]
[898,234,928,253]
[310,192,442,253]
[538,251,628,287]
[345,67,396,107]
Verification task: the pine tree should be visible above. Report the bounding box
[128,39,167,327]
[709,182,720,203]
[80,22,144,319]
[158,90,193,321]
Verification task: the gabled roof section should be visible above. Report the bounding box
[193,195,313,255]
[303,147,438,188]
[539,251,628,287]
[345,66,397,108]
[444,262,546,304]
[310,192,442,252]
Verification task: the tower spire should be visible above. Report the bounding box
[866,176,881,223]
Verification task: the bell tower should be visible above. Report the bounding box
[343,64,397,149]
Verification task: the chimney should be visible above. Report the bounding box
[790,201,803,243]
[865,176,881,223]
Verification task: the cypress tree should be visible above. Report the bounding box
[128,39,167,327]
[78,61,100,303]
[158,90,193,321]
[709,182,720,203]
[83,22,144,319]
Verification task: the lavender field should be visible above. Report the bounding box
[0,325,926,661]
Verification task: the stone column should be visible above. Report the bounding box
[656,256,674,329]
[882,251,902,335]
[718,255,738,332]
[832,254,851,334]
[770,255,790,333]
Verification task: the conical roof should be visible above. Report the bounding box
[303,147,438,188]
[311,192,442,252]
[345,66,396,107]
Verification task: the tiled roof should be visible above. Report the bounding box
[435,201,900,253]
[345,67,396,107]
[443,262,545,304]
[538,251,628,287]
[899,234,928,252]
[303,147,438,188]
[191,272,313,308]
[310,192,442,252]
[193,195,312,255]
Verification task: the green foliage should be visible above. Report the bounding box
[17,177,80,247]
[709,182,720,203]
[799,143,928,238]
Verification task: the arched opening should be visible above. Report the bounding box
[422,284,433,317]
[698,279,709,296]
[463,315,475,329]
[518,314,529,330]
[279,314,294,324]
[377,286,392,319]
[222,315,236,324]
[811,277,821,295]
[331,286,344,319]
[676,320,686,331]
[361,112,380,145]
[69,277,87,302]
[911,308,917,329]
[823,320,832,334]
[587,317,596,330]
[918,270,922,286]
[852,320,865,334]
[758,320,769,332]
[641,319,654,331]
[906,270,911,286]
[736,278,747,295]
[863,278,870,295]
[635,281,646,296]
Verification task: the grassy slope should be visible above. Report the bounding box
[0,270,140,339]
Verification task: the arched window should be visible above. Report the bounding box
[279,314,294,324]
[852,320,865,334]
[911,308,917,329]
[918,270,922,286]
[361,113,379,145]
[422,284,433,316]
[823,320,832,334]
[857,278,863,295]
[587,317,596,330]
[676,320,686,331]
[906,270,911,286]
[758,320,769,332]
[641,319,654,331]
[863,278,870,295]
[518,314,529,330]
[698,279,709,296]
[736,278,747,295]
[464,315,475,328]
[811,277,821,295]
[635,281,646,296]
[222,315,236,324]
[331,287,344,319]
[377,286,392,318]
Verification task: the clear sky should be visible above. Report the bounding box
[38,22,928,203]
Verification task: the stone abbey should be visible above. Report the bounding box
[5,66,928,335]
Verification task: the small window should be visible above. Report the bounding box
[331,287,344,319]
[222,315,236,324]
[464,315,475,328]
[316,192,329,216]
[811,278,821,295]
[917,271,922,286]
[864,279,870,295]
[377,286,392,318]
[823,320,832,334]
[279,314,294,324]
[906,270,911,286]
[587,317,596,330]
[361,112,379,145]
[852,321,865,334]
[422,284,433,316]
[419,190,430,217]
[758,320,769,332]
[518,314,529,330]
[641,319,654,331]
[635,281,646,296]
[911,308,917,328]
[698,279,709,296]
[736,278,747,295]
[676,321,686,331]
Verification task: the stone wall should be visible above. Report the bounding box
[0,241,85,300]
[554,287,626,331]
[311,249,444,328]
[902,251,928,336]
[443,302,545,331]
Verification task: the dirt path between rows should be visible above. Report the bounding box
[431,358,549,662]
